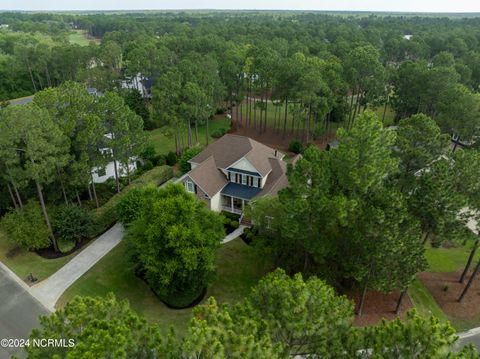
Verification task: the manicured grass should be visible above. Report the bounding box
[369,104,396,126]
[149,117,231,156]
[68,30,96,46]
[237,100,295,130]
[425,244,478,273]
[409,277,480,331]
[413,243,480,330]
[449,314,480,332]
[57,238,269,335]
[0,232,75,283]
[408,278,449,323]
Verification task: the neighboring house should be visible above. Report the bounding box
[177,134,290,214]
[6,90,136,184]
[91,133,138,183]
[91,159,137,184]
[120,73,153,98]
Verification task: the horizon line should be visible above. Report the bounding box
[1,9,480,14]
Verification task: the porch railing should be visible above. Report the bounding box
[221,206,243,215]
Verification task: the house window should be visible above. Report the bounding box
[254,177,260,187]
[242,174,247,185]
[97,166,107,177]
[185,180,195,193]
[235,173,240,184]
[265,215,273,230]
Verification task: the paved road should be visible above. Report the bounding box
[0,262,50,359]
[30,223,124,310]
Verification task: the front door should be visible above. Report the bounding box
[233,197,243,212]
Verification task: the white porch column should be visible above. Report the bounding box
[231,196,234,212]
[242,199,245,212]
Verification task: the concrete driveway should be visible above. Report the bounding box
[0,262,50,359]
[30,223,124,310]
[458,328,480,351]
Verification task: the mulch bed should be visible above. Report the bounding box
[35,237,91,259]
[418,271,480,320]
[348,289,414,327]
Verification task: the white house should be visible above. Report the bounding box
[91,133,138,184]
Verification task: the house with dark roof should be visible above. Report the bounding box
[177,134,290,214]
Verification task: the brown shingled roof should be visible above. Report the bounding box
[189,134,283,177]
[187,156,227,197]
[258,157,289,197]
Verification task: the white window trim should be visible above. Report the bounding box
[185,180,195,193]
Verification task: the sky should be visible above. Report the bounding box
[1,0,480,13]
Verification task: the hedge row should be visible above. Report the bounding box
[93,165,173,234]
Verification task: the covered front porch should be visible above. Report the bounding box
[221,195,249,214]
[220,182,261,214]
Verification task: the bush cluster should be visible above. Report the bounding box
[94,165,173,234]
[288,139,303,154]
[211,128,227,138]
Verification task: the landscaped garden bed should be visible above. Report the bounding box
[222,211,240,234]
[350,290,414,327]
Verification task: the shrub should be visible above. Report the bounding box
[179,147,203,173]
[128,183,225,307]
[0,201,51,250]
[222,216,240,234]
[211,128,227,138]
[94,166,173,235]
[116,186,155,225]
[165,151,177,166]
[241,227,259,245]
[140,144,157,164]
[142,160,154,171]
[52,205,94,245]
[288,139,303,154]
[154,155,166,166]
[222,211,240,221]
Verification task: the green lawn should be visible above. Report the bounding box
[369,104,396,126]
[425,244,478,273]
[68,30,96,46]
[237,101,296,131]
[149,117,231,156]
[0,231,75,283]
[412,243,480,330]
[408,278,449,323]
[57,238,269,335]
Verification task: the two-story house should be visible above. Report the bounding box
[178,134,290,214]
